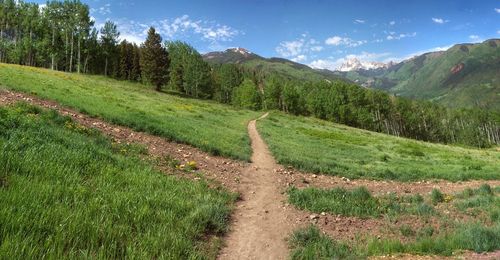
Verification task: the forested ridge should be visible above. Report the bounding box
[0,0,498,147]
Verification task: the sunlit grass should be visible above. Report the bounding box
[289,185,500,258]
[258,111,500,181]
[0,63,259,161]
[0,103,236,259]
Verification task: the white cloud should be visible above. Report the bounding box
[91,4,111,15]
[275,34,324,62]
[432,17,449,24]
[354,19,366,24]
[325,36,367,47]
[386,32,416,40]
[309,59,342,71]
[495,8,500,13]
[156,15,239,42]
[389,21,396,26]
[325,36,342,45]
[110,15,240,46]
[276,40,304,57]
[310,46,323,52]
[291,55,307,62]
[469,35,482,43]
[497,30,500,34]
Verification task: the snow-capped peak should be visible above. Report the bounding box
[227,47,252,56]
[337,58,390,72]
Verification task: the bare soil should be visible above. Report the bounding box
[218,113,300,260]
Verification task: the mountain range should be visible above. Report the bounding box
[203,47,346,83]
[203,39,500,110]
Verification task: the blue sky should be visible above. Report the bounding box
[34,0,500,70]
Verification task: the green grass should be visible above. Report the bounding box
[258,112,500,181]
[0,103,236,259]
[288,185,500,258]
[291,219,500,259]
[0,63,259,161]
[288,186,388,218]
[287,186,437,219]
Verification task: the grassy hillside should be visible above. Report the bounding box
[391,40,500,109]
[342,40,500,110]
[258,112,500,181]
[0,64,259,161]
[0,103,235,258]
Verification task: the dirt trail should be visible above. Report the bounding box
[218,113,297,260]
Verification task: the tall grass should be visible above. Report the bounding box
[288,187,385,218]
[258,112,500,181]
[0,103,236,259]
[290,224,500,259]
[289,185,500,258]
[0,64,259,161]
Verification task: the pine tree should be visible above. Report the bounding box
[100,21,119,76]
[141,27,169,91]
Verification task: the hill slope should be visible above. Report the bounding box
[258,111,500,181]
[334,39,500,110]
[0,64,259,160]
[203,48,347,82]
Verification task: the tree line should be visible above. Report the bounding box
[1,0,498,147]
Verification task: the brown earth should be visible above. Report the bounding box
[1,88,499,259]
[218,113,300,260]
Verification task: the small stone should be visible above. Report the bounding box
[309,214,319,220]
[264,210,269,213]
[320,212,326,216]
[312,174,317,178]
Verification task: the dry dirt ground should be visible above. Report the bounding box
[1,89,499,259]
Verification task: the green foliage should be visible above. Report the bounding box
[289,184,500,257]
[258,112,500,181]
[288,187,388,218]
[213,63,243,104]
[430,189,445,205]
[399,225,415,237]
[167,41,213,98]
[290,224,500,258]
[141,27,169,90]
[100,21,120,76]
[0,64,259,161]
[232,79,262,110]
[0,104,235,259]
[289,226,358,260]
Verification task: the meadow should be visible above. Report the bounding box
[0,103,236,259]
[288,185,500,258]
[0,64,259,161]
[258,112,500,181]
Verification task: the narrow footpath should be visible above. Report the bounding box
[218,113,296,260]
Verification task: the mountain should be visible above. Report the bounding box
[332,39,500,110]
[203,47,262,63]
[203,48,347,82]
[337,57,391,72]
